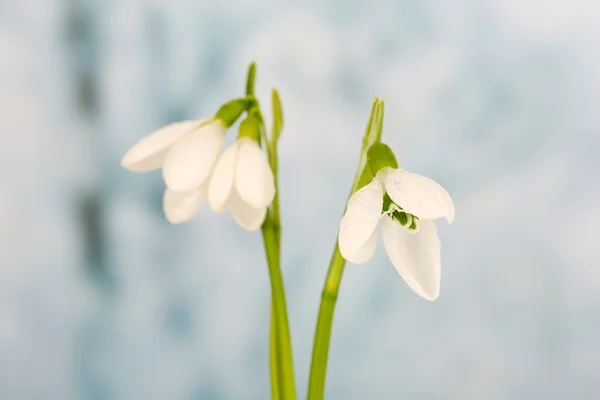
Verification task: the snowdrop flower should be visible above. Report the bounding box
[208,114,275,231]
[338,143,454,301]
[121,99,248,224]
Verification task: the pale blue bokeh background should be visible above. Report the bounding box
[1,0,599,399]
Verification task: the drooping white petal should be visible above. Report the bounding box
[380,215,441,301]
[163,183,208,224]
[343,227,379,264]
[234,138,276,209]
[121,120,200,172]
[384,169,454,223]
[162,120,227,192]
[228,190,267,231]
[338,179,384,262]
[208,142,238,213]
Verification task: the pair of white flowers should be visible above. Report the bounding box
[122,119,454,301]
[121,117,275,230]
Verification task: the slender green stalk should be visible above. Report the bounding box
[262,88,295,399]
[267,89,286,400]
[269,89,283,246]
[262,213,295,399]
[269,303,280,400]
[307,99,385,400]
[246,62,282,400]
[246,62,295,399]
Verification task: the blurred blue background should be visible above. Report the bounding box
[1,0,599,399]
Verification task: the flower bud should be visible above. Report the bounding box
[367,142,398,175]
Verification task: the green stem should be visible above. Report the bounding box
[246,62,295,399]
[262,214,295,399]
[269,303,280,400]
[262,120,294,398]
[306,249,345,400]
[307,99,384,400]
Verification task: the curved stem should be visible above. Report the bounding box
[307,99,384,400]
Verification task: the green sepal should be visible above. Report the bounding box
[215,98,251,127]
[238,111,262,143]
[367,142,398,175]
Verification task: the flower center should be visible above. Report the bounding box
[382,193,419,231]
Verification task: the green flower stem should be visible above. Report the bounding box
[269,303,280,400]
[262,212,295,399]
[267,88,286,400]
[246,62,295,399]
[307,99,384,400]
[261,94,295,399]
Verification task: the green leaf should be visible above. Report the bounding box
[355,167,374,194]
[352,98,384,193]
[272,89,284,142]
[363,98,384,153]
[246,62,257,96]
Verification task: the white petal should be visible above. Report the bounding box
[121,120,200,172]
[234,138,276,209]
[385,169,455,223]
[163,184,208,224]
[228,189,267,231]
[380,215,441,301]
[338,180,384,261]
[208,143,238,213]
[162,120,227,191]
[343,227,378,264]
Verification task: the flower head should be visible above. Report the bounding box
[121,98,249,224]
[208,114,275,231]
[338,143,454,301]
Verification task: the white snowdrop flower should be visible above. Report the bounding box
[121,99,249,224]
[338,143,454,301]
[207,115,275,231]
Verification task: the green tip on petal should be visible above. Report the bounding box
[408,216,419,231]
[215,98,251,127]
[367,142,398,174]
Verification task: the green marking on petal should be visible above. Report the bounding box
[408,216,418,230]
[382,193,393,213]
[396,211,408,226]
[382,192,419,230]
